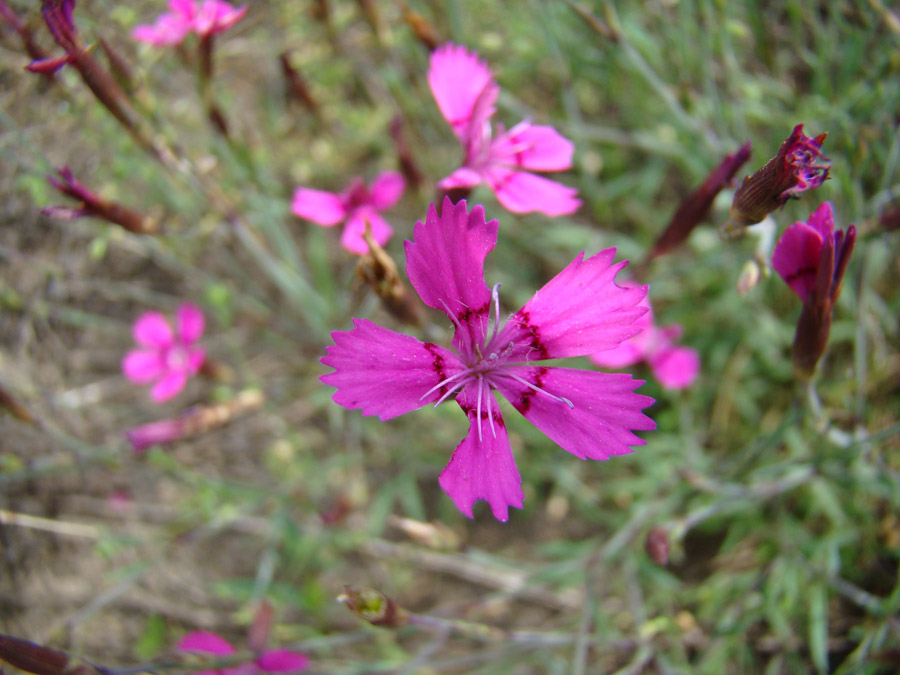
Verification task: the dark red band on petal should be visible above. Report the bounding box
[514,366,549,414]
[511,310,550,360]
[457,300,491,326]
[458,401,506,427]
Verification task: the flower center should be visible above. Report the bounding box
[165,345,189,372]
[420,283,573,441]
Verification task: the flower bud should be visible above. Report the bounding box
[44,167,159,234]
[645,526,670,566]
[648,142,751,259]
[338,586,409,627]
[728,125,830,232]
[357,227,425,326]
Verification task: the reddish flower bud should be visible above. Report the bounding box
[279,51,319,115]
[44,167,159,234]
[126,389,264,452]
[645,526,670,566]
[0,1,51,63]
[729,125,830,231]
[772,202,856,380]
[648,142,751,259]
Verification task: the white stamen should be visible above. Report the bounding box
[508,372,574,409]
[420,370,467,401]
[476,376,483,442]
[489,283,502,346]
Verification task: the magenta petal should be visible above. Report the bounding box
[650,346,700,390]
[169,0,198,18]
[368,171,405,211]
[437,167,484,191]
[176,303,205,344]
[772,220,824,302]
[256,649,310,673]
[150,370,188,402]
[487,169,580,216]
[126,418,184,452]
[340,210,393,255]
[186,346,206,374]
[177,630,236,655]
[405,200,497,343]
[320,319,462,420]
[133,312,174,348]
[496,366,655,461]
[122,350,165,383]
[588,341,644,369]
[132,14,193,45]
[490,123,574,172]
[438,391,524,521]
[428,43,496,139]
[498,250,648,360]
[195,1,247,35]
[291,188,347,226]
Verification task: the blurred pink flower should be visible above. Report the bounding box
[321,199,654,521]
[291,171,405,255]
[122,304,206,402]
[590,289,700,391]
[177,631,309,675]
[133,0,246,46]
[771,201,856,379]
[428,44,580,217]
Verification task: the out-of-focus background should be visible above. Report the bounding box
[1,1,898,672]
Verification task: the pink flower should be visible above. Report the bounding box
[132,0,246,46]
[321,199,654,521]
[122,304,206,402]
[291,171,405,255]
[589,289,700,390]
[428,44,580,217]
[177,631,308,675]
[771,201,856,379]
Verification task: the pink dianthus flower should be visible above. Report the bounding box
[428,44,580,217]
[771,201,855,379]
[177,631,308,675]
[589,289,700,390]
[292,171,405,255]
[321,199,654,521]
[132,0,246,46]
[122,304,206,402]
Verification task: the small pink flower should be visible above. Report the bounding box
[177,631,309,675]
[428,44,580,217]
[122,304,206,402]
[291,171,405,255]
[132,0,246,46]
[590,289,700,390]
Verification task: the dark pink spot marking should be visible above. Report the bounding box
[514,310,549,360]
[514,366,548,414]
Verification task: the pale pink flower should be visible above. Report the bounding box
[321,199,654,521]
[291,171,405,255]
[122,304,206,402]
[177,631,308,675]
[428,44,580,217]
[132,0,246,46]
[590,289,699,390]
